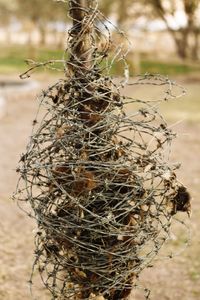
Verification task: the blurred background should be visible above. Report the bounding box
[0,1,200,300]
[0,0,200,74]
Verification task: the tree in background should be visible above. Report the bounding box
[0,0,18,43]
[100,0,200,61]
[99,0,146,74]
[146,0,200,60]
[100,0,145,30]
[0,0,17,25]
[16,0,67,46]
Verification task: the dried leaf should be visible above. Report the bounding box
[172,186,191,216]
[89,293,105,300]
[56,124,70,138]
[72,169,97,195]
[144,164,153,173]
[75,268,87,279]
[162,170,174,181]
[117,234,124,241]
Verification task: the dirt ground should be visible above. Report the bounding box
[0,75,200,300]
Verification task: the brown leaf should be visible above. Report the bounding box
[72,168,97,195]
[56,124,70,139]
[75,268,87,279]
[171,186,191,216]
[89,294,105,300]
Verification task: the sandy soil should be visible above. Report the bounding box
[0,76,200,300]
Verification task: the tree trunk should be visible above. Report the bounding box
[174,37,188,60]
[117,0,128,29]
[38,22,47,46]
[168,29,189,60]
[192,30,199,60]
[68,0,93,74]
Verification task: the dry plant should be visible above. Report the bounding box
[14,0,191,299]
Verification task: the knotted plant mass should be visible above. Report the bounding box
[14,1,190,299]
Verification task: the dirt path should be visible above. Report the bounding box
[0,77,200,299]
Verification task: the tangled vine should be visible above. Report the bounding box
[14,1,191,299]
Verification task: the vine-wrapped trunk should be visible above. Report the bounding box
[69,0,94,73]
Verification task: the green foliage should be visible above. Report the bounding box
[0,46,64,73]
[140,60,200,75]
